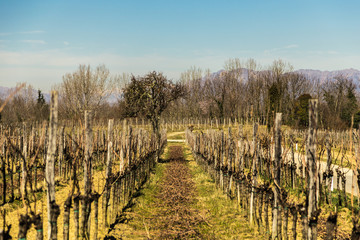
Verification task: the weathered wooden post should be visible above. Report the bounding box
[32,212,43,240]
[227,127,234,196]
[20,125,28,201]
[1,141,6,205]
[18,214,31,240]
[59,126,65,179]
[63,196,72,240]
[272,113,282,240]
[45,91,60,240]
[307,99,319,240]
[220,130,225,190]
[250,122,258,227]
[81,110,93,239]
[325,213,337,240]
[290,134,296,189]
[103,119,114,227]
[290,206,298,240]
[93,193,100,240]
[73,194,80,239]
[325,135,332,204]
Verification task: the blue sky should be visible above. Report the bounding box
[0,0,359,91]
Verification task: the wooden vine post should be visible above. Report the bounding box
[103,119,114,227]
[272,113,282,240]
[45,91,60,240]
[250,122,258,226]
[325,135,332,204]
[307,99,319,240]
[81,110,93,239]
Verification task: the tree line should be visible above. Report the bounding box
[170,58,359,130]
[1,59,359,130]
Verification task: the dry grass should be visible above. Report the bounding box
[184,144,263,239]
[0,168,109,239]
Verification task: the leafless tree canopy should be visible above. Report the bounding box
[59,64,114,120]
[0,58,359,130]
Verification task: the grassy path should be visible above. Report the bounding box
[105,140,261,239]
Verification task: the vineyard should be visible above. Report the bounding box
[186,100,360,240]
[1,1,359,239]
[0,92,167,239]
[1,92,360,239]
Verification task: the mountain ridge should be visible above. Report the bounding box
[295,68,360,83]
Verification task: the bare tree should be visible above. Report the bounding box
[179,66,204,118]
[0,83,37,123]
[283,72,311,124]
[321,75,358,128]
[244,58,264,122]
[203,58,243,122]
[59,64,114,120]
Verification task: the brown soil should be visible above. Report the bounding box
[151,146,204,239]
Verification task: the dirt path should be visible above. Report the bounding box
[150,146,204,239]
[105,146,204,239]
[105,144,260,239]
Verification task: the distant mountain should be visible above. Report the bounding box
[295,68,360,83]
[0,86,10,96]
[0,86,51,102]
[0,86,120,104]
[210,68,360,85]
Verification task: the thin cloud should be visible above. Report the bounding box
[19,30,45,34]
[63,41,70,46]
[264,44,299,54]
[20,40,46,44]
[307,50,339,55]
[284,44,299,49]
[0,30,45,36]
